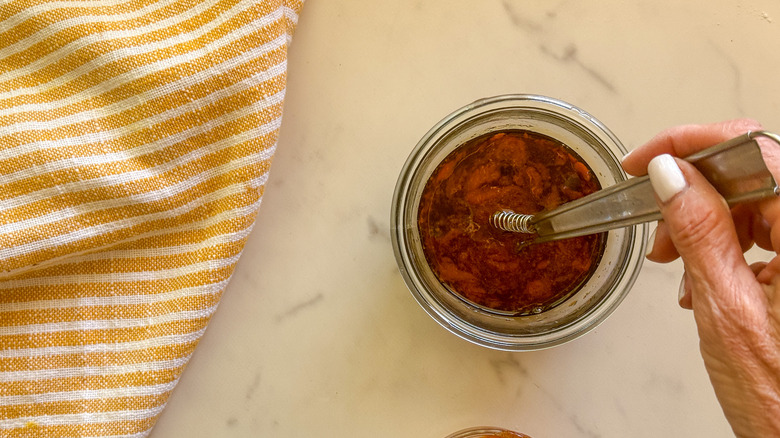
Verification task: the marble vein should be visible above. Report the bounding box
[367,215,390,241]
[539,43,617,93]
[707,40,745,116]
[275,293,325,323]
[502,0,617,94]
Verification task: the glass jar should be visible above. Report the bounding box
[391,94,647,350]
[445,426,531,438]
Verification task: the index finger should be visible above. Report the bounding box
[622,118,763,176]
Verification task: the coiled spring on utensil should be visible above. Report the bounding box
[490,210,536,234]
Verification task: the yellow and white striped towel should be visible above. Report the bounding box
[0,0,303,436]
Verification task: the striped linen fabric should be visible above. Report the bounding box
[0,0,303,436]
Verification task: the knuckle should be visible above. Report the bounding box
[722,118,762,135]
[673,207,728,252]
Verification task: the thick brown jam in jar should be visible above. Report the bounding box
[417,130,606,314]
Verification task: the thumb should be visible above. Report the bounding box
[647,154,755,301]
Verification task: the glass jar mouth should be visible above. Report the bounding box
[444,426,531,438]
[391,94,647,351]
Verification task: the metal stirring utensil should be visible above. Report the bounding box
[491,131,780,244]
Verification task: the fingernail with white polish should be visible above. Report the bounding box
[645,227,657,257]
[647,154,688,203]
[678,274,687,303]
[621,148,634,163]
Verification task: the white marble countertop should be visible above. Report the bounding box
[151,1,780,436]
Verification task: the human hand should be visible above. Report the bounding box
[622,119,780,437]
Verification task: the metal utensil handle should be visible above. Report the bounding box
[498,131,780,243]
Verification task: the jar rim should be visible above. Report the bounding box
[391,94,648,351]
[444,426,531,438]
